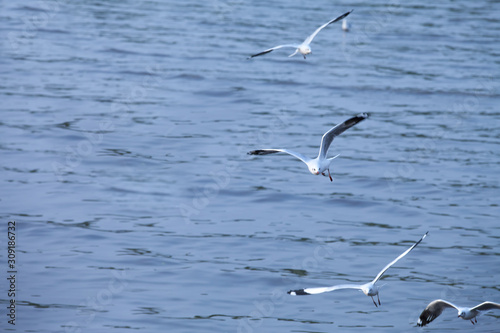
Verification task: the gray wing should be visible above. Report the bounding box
[288,284,362,295]
[372,232,428,284]
[248,148,311,165]
[303,10,353,45]
[471,302,500,312]
[318,112,368,159]
[417,299,458,327]
[248,44,299,59]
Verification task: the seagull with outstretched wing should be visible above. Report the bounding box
[417,299,500,326]
[248,113,368,181]
[288,232,428,307]
[249,10,352,59]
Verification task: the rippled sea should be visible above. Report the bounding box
[1,0,500,332]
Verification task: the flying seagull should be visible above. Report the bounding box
[248,10,352,59]
[247,113,368,181]
[288,232,428,307]
[417,300,500,326]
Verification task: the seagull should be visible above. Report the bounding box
[417,300,500,326]
[288,232,428,307]
[248,10,352,59]
[247,113,368,181]
[342,19,350,32]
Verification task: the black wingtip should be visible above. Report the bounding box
[248,49,274,59]
[412,232,428,248]
[417,311,432,327]
[247,149,279,156]
[338,10,353,21]
[343,113,369,128]
[288,289,310,295]
[247,150,266,155]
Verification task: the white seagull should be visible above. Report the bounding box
[417,300,500,326]
[288,232,428,307]
[249,10,352,59]
[247,113,368,181]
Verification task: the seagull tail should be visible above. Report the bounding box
[288,49,299,57]
[328,153,341,161]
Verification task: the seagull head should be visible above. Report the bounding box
[308,162,321,175]
[457,310,466,318]
[361,283,377,296]
[299,45,311,55]
[309,166,320,175]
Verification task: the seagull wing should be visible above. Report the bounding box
[417,299,458,327]
[248,148,311,165]
[471,301,500,312]
[371,232,428,284]
[317,113,369,159]
[288,284,362,295]
[303,10,353,45]
[249,44,299,59]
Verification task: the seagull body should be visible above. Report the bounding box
[249,10,352,59]
[342,19,350,32]
[248,113,368,181]
[288,232,428,307]
[417,300,500,326]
